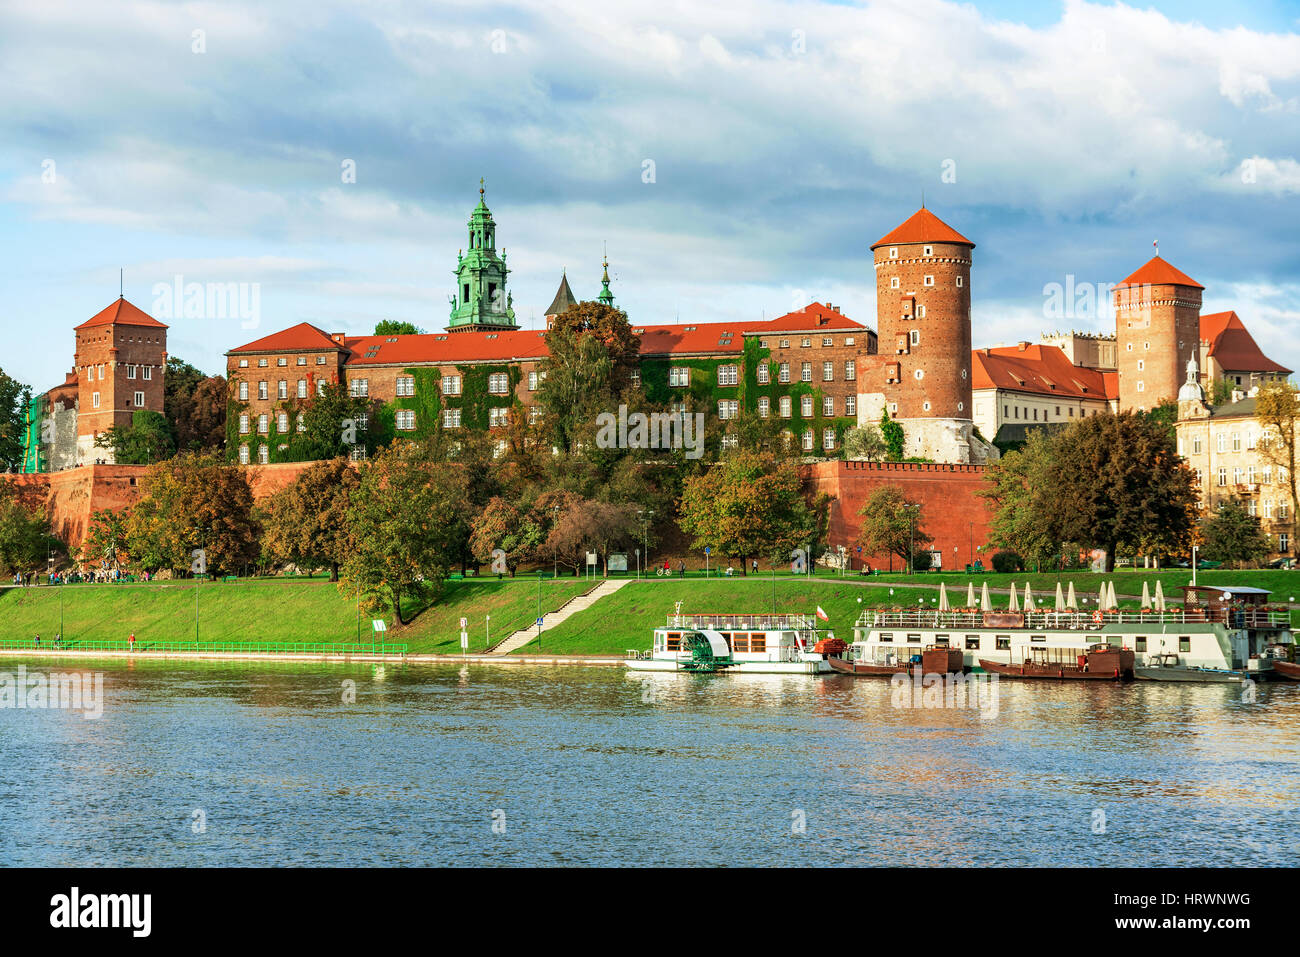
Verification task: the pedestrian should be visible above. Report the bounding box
[751,559,758,574]
[129,632,136,654]
[54,633,62,650]
[678,560,685,578]
[33,633,40,649]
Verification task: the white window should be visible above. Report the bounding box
[258,444,269,464]
[802,430,814,451]
[890,277,900,289]
[297,356,307,366]
[529,406,543,424]
[442,375,462,395]
[134,391,144,407]
[822,361,834,382]
[350,379,368,397]
[758,397,770,418]
[278,380,288,399]
[914,368,924,380]
[1137,360,1145,371]
[889,247,898,259]
[778,362,790,384]
[801,337,811,348]
[1136,381,1144,393]
[488,373,510,394]
[717,365,739,387]
[669,367,690,387]
[317,380,326,396]
[630,369,641,388]
[923,245,932,256]
[845,395,856,415]
[258,414,269,434]
[395,376,415,397]
[721,434,739,451]
[822,337,833,347]
[757,364,770,385]
[917,305,926,318]
[277,412,288,433]
[298,379,307,398]
[238,444,249,464]
[443,408,462,428]
[909,330,920,346]
[277,357,287,367]
[823,428,836,450]
[823,396,835,416]
[800,395,813,417]
[489,407,510,428]
[845,360,856,381]
[258,358,268,368]
[780,396,792,418]
[127,365,136,380]
[1217,468,1227,487]
[239,414,250,434]
[801,362,812,382]
[396,410,416,431]
[923,275,934,286]
[1192,435,1202,454]
[528,371,539,391]
[239,381,248,401]
[956,276,963,287]
[239,359,248,368]
[296,414,305,433]
[258,381,268,400]
[845,337,855,346]
[717,400,739,420]
[923,401,932,411]
[316,356,327,365]
[1217,434,1227,453]
[92,392,100,409]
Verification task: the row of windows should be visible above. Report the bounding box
[1203,465,1289,491]
[754,394,856,419]
[889,275,963,290]
[754,360,857,386]
[84,364,153,381]
[1003,404,1095,422]
[1185,431,1258,455]
[237,355,330,368]
[89,391,147,409]
[755,336,856,349]
[238,379,324,401]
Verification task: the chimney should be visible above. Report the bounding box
[1018,341,1030,352]
[331,333,347,345]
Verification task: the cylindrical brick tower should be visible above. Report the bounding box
[871,208,974,421]
[1112,256,1202,413]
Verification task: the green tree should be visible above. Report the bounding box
[546,301,641,392]
[1256,380,1298,550]
[678,452,827,574]
[125,453,261,575]
[0,367,32,471]
[536,326,613,455]
[854,484,933,572]
[81,508,131,571]
[879,410,905,460]
[338,442,470,624]
[843,425,888,462]
[94,410,176,464]
[980,428,1065,570]
[260,458,359,581]
[374,320,424,335]
[544,497,640,576]
[291,382,380,461]
[0,481,53,575]
[1199,498,1270,568]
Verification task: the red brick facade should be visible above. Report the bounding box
[1114,258,1203,413]
[72,299,168,459]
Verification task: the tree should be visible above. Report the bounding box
[261,458,359,580]
[177,376,227,452]
[81,508,131,571]
[374,320,424,335]
[1256,380,1298,549]
[94,410,176,464]
[843,425,889,462]
[535,326,613,454]
[125,453,261,575]
[0,481,53,575]
[678,452,827,573]
[879,410,905,460]
[546,301,641,393]
[544,497,639,575]
[1199,498,1270,568]
[339,442,470,624]
[0,367,32,472]
[291,382,380,461]
[984,410,1197,572]
[854,484,933,572]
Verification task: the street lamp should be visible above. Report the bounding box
[551,504,559,579]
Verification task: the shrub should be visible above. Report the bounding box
[991,550,1024,573]
[910,549,933,572]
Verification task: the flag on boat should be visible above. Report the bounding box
[815,606,829,622]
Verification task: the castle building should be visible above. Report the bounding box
[1113,255,1203,412]
[970,341,1116,447]
[447,181,517,333]
[20,297,168,470]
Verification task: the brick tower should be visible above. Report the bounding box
[1112,255,1202,412]
[867,207,986,462]
[73,298,168,464]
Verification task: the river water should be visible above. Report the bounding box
[1,659,1297,866]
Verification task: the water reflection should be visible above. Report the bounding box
[0,658,1297,866]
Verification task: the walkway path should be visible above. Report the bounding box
[488,579,633,654]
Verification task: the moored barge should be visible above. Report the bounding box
[626,612,839,674]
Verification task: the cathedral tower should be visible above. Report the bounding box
[447,179,518,333]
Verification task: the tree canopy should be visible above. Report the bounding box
[854,484,933,571]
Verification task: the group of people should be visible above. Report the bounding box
[32,632,137,652]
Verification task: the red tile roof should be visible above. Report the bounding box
[871,208,974,250]
[344,329,551,365]
[971,343,1117,400]
[743,302,866,335]
[228,322,346,355]
[1200,311,1292,374]
[74,298,168,331]
[1115,256,1203,289]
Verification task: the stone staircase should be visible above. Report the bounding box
[487,579,633,654]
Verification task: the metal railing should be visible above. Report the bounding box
[0,639,409,656]
[666,613,814,631]
[855,608,1290,630]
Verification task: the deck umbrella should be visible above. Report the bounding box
[1154,580,1166,612]
[939,581,950,612]
[1066,582,1078,610]
[1141,581,1151,609]
[1009,583,1019,611]
[981,582,992,610]
[1023,582,1033,609]
[966,582,976,608]
[1055,582,1066,611]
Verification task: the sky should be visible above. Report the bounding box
[1,0,1297,390]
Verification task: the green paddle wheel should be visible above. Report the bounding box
[678,631,736,673]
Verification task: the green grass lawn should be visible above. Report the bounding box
[508,578,946,655]
[0,577,593,654]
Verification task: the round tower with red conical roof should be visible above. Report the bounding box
[867,208,983,462]
[1112,255,1202,413]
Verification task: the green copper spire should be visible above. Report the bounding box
[447,178,518,333]
[597,250,614,306]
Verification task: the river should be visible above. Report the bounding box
[1,659,1297,866]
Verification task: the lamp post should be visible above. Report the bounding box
[552,504,560,579]
[969,522,974,567]
[1192,545,1198,586]
[904,503,921,575]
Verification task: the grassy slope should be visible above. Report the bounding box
[0,578,593,654]
[509,578,945,655]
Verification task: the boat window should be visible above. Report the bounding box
[995,635,1010,650]
[906,633,921,643]
[965,636,980,650]
[666,632,682,651]
[935,634,950,647]
[1030,635,1046,643]
[749,633,766,653]
[732,633,749,653]
[1179,636,1191,653]
[879,632,893,643]
[1135,636,1147,652]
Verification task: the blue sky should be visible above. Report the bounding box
[1,0,1297,390]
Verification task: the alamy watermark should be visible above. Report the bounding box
[151,274,261,329]
[890,671,999,719]
[0,666,104,719]
[595,404,705,460]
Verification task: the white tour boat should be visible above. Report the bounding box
[625,611,843,675]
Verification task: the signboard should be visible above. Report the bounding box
[459,617,467,630]
[536,617,544,628]
[586,551,598,567]
[704,546,711,555]
[460,631,469,650]
[608,552,628,572]
[372,619,387,633]
[982,613,1025,628]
